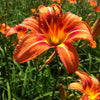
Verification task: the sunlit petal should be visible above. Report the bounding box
[39,4,62,33]
[68,82,84,92]
[68,70,100,99]
[61,12,81,29]
[21,16,40,33]
[75,70,92,89]
[55,42,79,74]
[6,24,28,40]
[13,32,53,63]
[65,21,96,48]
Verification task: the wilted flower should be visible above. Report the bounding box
[68,70,100,100]
[59,84,67,100]
[92,17,100,40]
[13,4,96,74]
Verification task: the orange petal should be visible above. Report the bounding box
[21,16,40,33]
[6,27,16,36]
[91,77,99,88]
[68,82,84,92]
[93,6,100,13]
[88,0,97,6]
[0,24,10,34]
[52,0,61,3]
[55,42,79,74]
[13,32,52,63]
[61,12,81,28]
[6,24,28,39]
[75,70,92,89]
[68,0,77,4]
[81,94,89,100]
[39,4,62,33]
[65,21,96,48]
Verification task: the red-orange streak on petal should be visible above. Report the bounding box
[61,12,81,29]
[55,42,79,74]
[39,4,62,34]
[91,77,99,88]
[6,25,28,40]
[81,94,89,100]
[75,70,92,89]
[68,82,84,92]
[64,21,96,48]
[21,17,40,33]
[13,32,52,63]
[6,27,17,36]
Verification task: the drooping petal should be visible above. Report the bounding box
[21,16,40,33]
[13,32,53,63]
[75,70,92,89]
[65,21,96,48]
[55,42,79,74]
[68,82,84,92]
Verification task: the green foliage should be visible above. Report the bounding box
[0,0,100,100]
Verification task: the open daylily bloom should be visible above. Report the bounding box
[93,6,100,13]
[0,24,10,34]
[88,0,97,6]
[13,4,96,74]
[68,0,77,4]
[68,70,100,100]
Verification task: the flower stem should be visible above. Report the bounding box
[52,67,61,100]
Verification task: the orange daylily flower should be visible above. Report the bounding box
[13,4,96,74]
[52,0,61,3]
[0,24,10,34]
[68,0,77,4]
[93,6,100,13]
[68,70,100,100]
[88,0,97,6]
[0,24,28,40]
